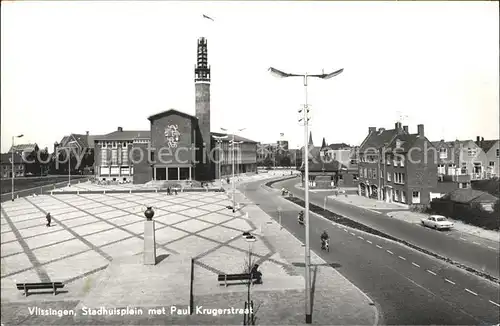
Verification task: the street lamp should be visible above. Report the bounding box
[59,140,78,187]
[11,134,24,201]
[213,135,228,189]
[221,127,246,212]
[268,66,343,324]
[243,231,256,325]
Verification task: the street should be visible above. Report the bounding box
[239,178,500,325]
[275,178,500,281]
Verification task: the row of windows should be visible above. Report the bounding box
[359,167,406,184]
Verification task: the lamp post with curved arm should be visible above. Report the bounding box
[11,134,24,201]
[213,135,228,189]
[221,127,246,212]
[268,66,343,324]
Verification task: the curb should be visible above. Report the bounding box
[237,188,380,326]
[283,195,500,285]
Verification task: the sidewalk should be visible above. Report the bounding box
[328,194,499,243]
[294,183,359,193]
[387,210,500,243]
[328,194,409,210]
[229,186,379,325]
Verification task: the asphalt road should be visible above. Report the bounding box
[239,179,500,325]
[274,177,500,281]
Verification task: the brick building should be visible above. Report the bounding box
[358,122,437,205]
[93,37,257,184]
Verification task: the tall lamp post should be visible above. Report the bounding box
[11,134,24,201]
[213,135,228,189]
[221,127,245,212]
[268,66,343,324]
[59,140,78,187]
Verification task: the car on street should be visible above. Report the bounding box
[421,215,454,230]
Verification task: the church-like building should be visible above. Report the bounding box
[93,37,258,184]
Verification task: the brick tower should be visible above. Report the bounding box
[194,37,212,180]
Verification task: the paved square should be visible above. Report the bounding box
[0,184,288,300]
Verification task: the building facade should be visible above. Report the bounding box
[475,137,499,178]
[93,37,257,184]
[358,122,437,205]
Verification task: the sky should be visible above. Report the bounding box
[1,1,499,152]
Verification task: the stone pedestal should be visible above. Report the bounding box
[143,220,156,265]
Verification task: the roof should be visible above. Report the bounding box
[441,189,498,204]
[431,140,475,148]
[475,139,498,153]
[299,159,346,172]
[59,134,103,149]
[148,108,198,122]
[471,178,500,197]
[9,143,38,153]
[0,152,25,164]
[211,132,257,144]
[359,128,405,153]
[93,130,151,141]
[386,134,424,153]
[327,143,351,150]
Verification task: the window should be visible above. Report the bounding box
[439,147,447,159]
[387,171,391,182]
[396,140,401,148]
[368,169,372,179]
[497,149,499,157]
[394,172,405,184]
[400,157,405,167]
[437,164,445,174]
[386,156,391,165]
[122,148,129,165]
[111,149,118,165]
[461,162,467,174]
[380,169,383,178]
[467,148,476,157]
[490,161,495,167]
[364,168,367,178]
[412,191,420,204]
[101,148,108,165]
[353,174,359,181]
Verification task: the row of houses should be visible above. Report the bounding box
[297,121,498,206]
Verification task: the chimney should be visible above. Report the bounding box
[481,137,484,141]
[403,125,409,133]
[476,136,480,143]
[368,127,376,133]
[417,124,424,137]
[395,122,402,131]
[86,131,89,136]
[378,128,385,134]
[117,127,123,132]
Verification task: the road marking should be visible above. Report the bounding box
[465,288,477,296]
[386,250,394,255]
[412,262,420,268]
[472,242,479,245]
[445,279,455,285]
[487,246,496,250]
[357,236,364,240]
[398,256,406,260]
[350,232,356,236]
[376,245,383,249]
[366,240,372,244]
[489,300,500,307]
[343,229,348,232]
[427,270,437,276]
[460,237,467,240]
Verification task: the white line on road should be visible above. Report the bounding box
[465,288,478,296]
[398,256,406,260]
[376,245,383,249]
[412,262,420,268]
[487,246,496,250]
[489,300,500,307]
[343,229,348,232]
[445,279,455,285]
[357,236,364,240]
[459,237,467,240]
[366,240,372,244]
[472,242,479,245]
[350,232,356,236]
[427,270,437,275]
[386,250,394,255]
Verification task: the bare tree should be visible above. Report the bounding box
[241,250,261,325]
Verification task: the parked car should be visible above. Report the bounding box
[421,215,454,230]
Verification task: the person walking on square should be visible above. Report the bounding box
[166,187,171,195]
[174,187,178,195]
[45,213,52,227]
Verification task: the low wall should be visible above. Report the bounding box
[50,188,225,195]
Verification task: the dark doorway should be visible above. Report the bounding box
[168,167,179,181]
[156,167,166,180]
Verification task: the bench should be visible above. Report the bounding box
[217,273,259,287]
[16,282,64,296]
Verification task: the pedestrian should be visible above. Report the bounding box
[251,264,263,284]
[174,188,178,195]
[46,213,52,227]
[167,187,171,195]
